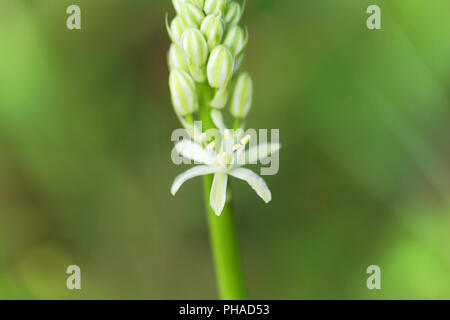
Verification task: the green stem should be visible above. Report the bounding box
[202,176,246,300]
[233,118,241,131]
[185,114,194,124]
[198,83,246,300]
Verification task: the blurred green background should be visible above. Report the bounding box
[1,0,449,299]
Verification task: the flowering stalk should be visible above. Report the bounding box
[198,82,246,299]
[167,0,280,299]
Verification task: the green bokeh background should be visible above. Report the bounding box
[1,0,449,299]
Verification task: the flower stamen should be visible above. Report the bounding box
[232,143,242,152]
[240,134,251,146]
[224,129,233,140]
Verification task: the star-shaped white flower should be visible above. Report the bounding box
[171,128,281,216]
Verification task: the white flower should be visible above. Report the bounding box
[171,124,281,216]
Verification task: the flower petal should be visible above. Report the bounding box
[171,165,217,195]
[210,173,228,216]
[175,140,216,164]
[228,168,272,203]
[237,143,281,165]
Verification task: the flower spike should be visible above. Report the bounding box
[167,0,281,216]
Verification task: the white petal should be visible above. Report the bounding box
[237,143,281,165]
[210,173,228,216]
[228,168,272,203]
[171,165,217,195]
[175,140,216,165]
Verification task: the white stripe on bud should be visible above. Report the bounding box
[169,69,198,116]
[223,25,248,58]
[182,28,209,67]
[207,45,234,89]
[168,44,188,72]
[204,0,227,16]
[181,2,205,28]
[224,1,244,27]
[230,72,253,118]
[182,28,209,82]
[200,15,225,49]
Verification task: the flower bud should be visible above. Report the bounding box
[210,87,229,109]
[224,1,243,26]
[172,0,187,15]
[168,44,188,72]
[230,72,253,118]
[182,28,209,67]
[182,28,209,82]
[234,53,244,73]
[181,1,205,28]
[207,45,234,89]
[204,0,227,16]
[190,0,205,9]
[223,25,248,58]
[166,15,187,45]
[169,69,198,116]
[200,15,225,49]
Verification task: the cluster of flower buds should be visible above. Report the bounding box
[167,0,253,123]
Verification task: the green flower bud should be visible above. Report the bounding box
[182,28,209,82]
[207,45,234,89]
[191,0,205,9]
[168,44,188,72]
[230,72,253,118]
[169,69,198,116]
[166,15,187,45]
[182,28,208,67]
[210,87,229,109]
[234,53,244,73]
[224,1,244,26]
[223,25,248,58]
[204,0,227,16]
[181,1,205,28]
[172,0,187,15]
[200,15,225,49]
